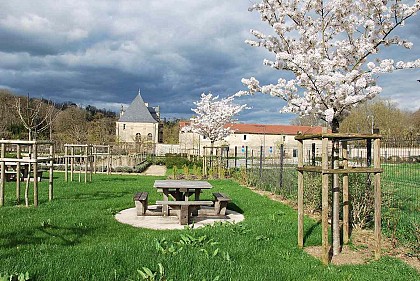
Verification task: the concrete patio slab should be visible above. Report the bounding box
[115,205,244,230]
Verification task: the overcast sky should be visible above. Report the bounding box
[1,1,419,124]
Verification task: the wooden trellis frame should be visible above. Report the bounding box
[64,144,94,183]
[202,146,229,175]
[0,139,54,207]
[92,145,112,174]
[295,128,382,264]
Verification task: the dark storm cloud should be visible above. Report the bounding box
[0,0,419,124]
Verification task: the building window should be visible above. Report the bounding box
[123,124,126,130]
[283,136,286,142]
[293,149,298,158]
[135,133,141,142]
[243,135,247,141]
[147,133,152,141]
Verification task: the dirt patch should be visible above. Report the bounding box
[246,186,419,271]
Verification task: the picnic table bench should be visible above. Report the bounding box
[212,192,231,215]
[155,200,213,225]
[133,192,148,216]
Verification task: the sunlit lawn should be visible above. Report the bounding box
[0,172,418,280]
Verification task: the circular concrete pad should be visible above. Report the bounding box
[115,205,244,230]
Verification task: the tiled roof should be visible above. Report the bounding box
[228,123,324,135]
[179,121,325,135]
[118,93,158,123]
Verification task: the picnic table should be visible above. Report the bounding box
[4,162,29,181]
[153,180,213,223]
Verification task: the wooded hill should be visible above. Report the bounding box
[0,89,181,146]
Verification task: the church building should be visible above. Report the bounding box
[116,90,163,144]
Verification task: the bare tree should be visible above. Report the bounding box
[15,94,59,140]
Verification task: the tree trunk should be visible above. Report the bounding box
[331,118,341,255]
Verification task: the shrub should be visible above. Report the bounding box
[133,161,151,173]
[164,154,191,169]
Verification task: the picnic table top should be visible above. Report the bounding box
[153,180,212,189]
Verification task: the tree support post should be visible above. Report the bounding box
[297,139,304,248]
[33,143,38,207]
[374,138,381,260]
[64,145,68,182]
[49,144,54,201]
[342,141,349,244]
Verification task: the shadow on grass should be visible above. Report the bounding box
[0,223,96,258]
[49,190,134,205]
[304,220,321,246]
[228,202,244,214]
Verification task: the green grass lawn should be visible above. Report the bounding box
[0,173,419,281]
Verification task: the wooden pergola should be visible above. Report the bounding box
[295,128,382,264]
[0,139,55,207]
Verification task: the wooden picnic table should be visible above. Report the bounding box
[153,180,213,217]
[4,162,29,180]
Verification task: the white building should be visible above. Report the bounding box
[179,122,325,159]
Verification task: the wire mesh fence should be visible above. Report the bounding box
[221,139,419,252]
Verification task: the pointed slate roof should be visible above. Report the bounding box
[118,92,158,123]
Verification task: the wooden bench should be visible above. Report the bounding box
[155,200,213,225]
[213,192,231,215]
[134,192,149,216]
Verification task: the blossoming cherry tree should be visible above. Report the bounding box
[239,0,420,132]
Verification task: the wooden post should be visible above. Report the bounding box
[321,128,329,264]
[297,139,304,248]
[0,141,5,206]
[93,146,97,174]
[16,144,21,204]
[64,145,68,182]
[342,141,349,244]
[70,146,74,182]
[374,137,381,260]
[33,143,38,207]
[107,146,111,175]
[89,145,93,181]
[49,144,54,201]
[84,146,88,183]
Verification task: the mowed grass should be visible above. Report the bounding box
[0,173,419,280]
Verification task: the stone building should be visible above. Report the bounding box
[116,91,163,144]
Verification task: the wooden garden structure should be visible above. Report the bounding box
[202,146,229,176]
[64,144,94,183]
[0,139,54,207]
[295,128,382,264]
[92,145,112,174]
